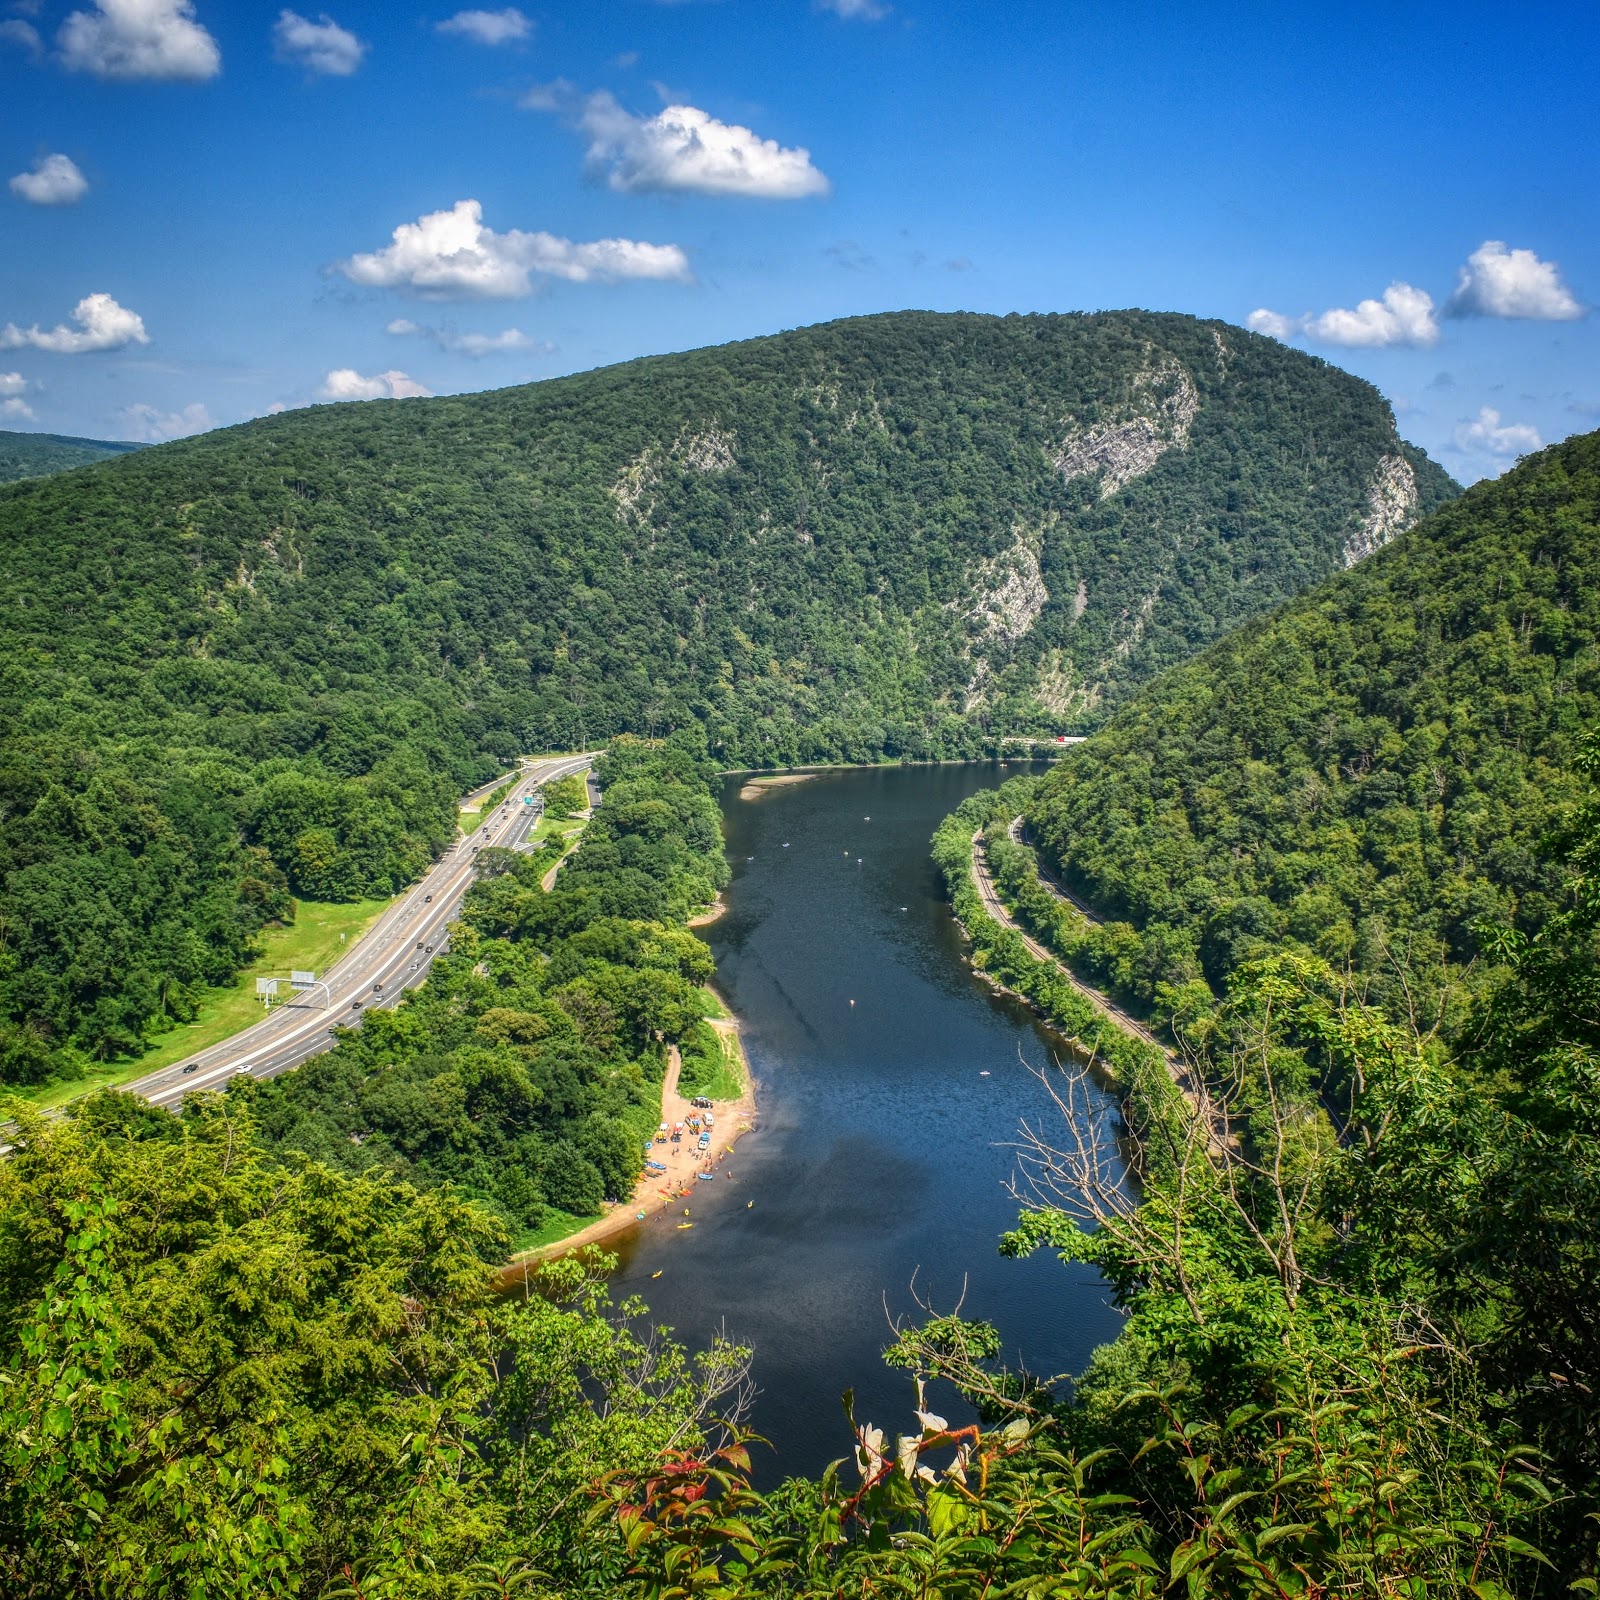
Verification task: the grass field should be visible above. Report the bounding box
[678,1019,744,1102]
[20,897,392,1110]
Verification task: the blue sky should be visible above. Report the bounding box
[2,0,1595,480]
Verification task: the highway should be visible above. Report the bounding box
[129,753,592,1111]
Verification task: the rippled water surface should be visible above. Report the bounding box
[602,762,1125,1482]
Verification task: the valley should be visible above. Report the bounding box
[0,318,1595,1597]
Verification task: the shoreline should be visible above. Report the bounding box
[688,897,726,927]
[494,1006,756,1286]
[718,752,1070,778]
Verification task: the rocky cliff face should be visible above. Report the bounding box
[1344,454,1419,566]
[1050,350,1200,498]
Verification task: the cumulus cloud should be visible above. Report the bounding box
[121,400,214,440]
[1453,406,1542,459]
[0,372,35,420]
[272,8,363,74]
[336,199,691,299]
[1447,240,1583,321]
[436,7,529,44]
[1247,281,1438,348]
[816,0,890,17]
[58,0,221,81]
[532,86,830,199]
[0,18,43,56]
[319,368,432,401]
[386,317,550,357]
[0,292,149,353]
[10,153,89,205]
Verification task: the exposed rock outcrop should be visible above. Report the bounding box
[1050,351,1199,499]
[1344,453,1418,566]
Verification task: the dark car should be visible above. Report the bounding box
[181,1063,199,1074]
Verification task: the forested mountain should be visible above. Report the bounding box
[0,309,1454,1076]
[0,429,141,484]
[1024,427,1600,1033]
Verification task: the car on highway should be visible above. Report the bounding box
[182,1062,199,1074]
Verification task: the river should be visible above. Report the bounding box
[602,761,1126,1483]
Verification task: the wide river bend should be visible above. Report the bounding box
[602,763,1126,1482]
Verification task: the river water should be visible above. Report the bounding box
[603,762,1126,1483]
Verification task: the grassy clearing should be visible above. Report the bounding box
[512,1209,599,1253]
[694,987,728,1020]
[21,897,392,1110]
[678,1020,743,1102]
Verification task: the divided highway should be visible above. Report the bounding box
[130,754,592,1112]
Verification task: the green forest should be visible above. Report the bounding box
[1021,429,1600,1037]
[0,429,141,485]
[0,309,1454,1081]
[11,317,1600,1596]
[6,717,1599,1594]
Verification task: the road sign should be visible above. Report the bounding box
[290,970,316,989]
[256,977,279,997]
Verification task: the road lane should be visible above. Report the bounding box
[131,754,593,1110]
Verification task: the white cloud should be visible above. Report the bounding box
[436,7,529,44]
[319,368,432,401]
[58,0,221,81]
[0,292,149,353]
[1247,281,1438,348]
[1453,406,1542,459]
[272,9,364,75]
[10,153,89,205]
[336,198,691,299]
[121,400,214,440]
[0,374,35,420]
[534,87,830,199]
[816,0,890,17]
[0,18,43,55]
[387,317,550,357]
[1447,240,1583,321]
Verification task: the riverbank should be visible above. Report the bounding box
[495,1006,757,1282]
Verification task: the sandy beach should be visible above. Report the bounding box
[737,773,815,802]
[496,1011,756,1284]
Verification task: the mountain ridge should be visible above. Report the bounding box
[1023,425,1600,1033]
[0,307,1456,1069]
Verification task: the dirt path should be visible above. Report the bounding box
[969,822,1226,1150]
[970,825,1172,1058]
[539,816,589,891]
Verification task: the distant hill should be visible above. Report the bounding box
[1025,427,1600,1033]
[0,308,1457,1066]
[0,429,141,484]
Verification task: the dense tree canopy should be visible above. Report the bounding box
[239,735,729,1242]
[0,429,140,485]
[0,310,1453,1072]
[1024,428,1599,1034]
